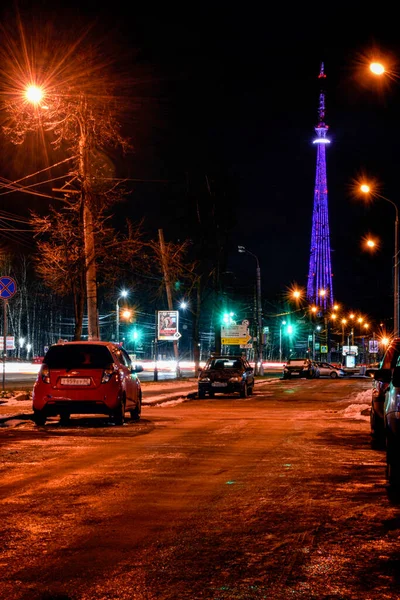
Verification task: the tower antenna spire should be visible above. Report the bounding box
[307,62,334,314]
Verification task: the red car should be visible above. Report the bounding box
[32,341,143,426]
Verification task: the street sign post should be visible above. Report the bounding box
[0,276,17,391]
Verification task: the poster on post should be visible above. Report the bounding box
[157,310,179,340]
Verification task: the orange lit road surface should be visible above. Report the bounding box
[1,377,396,599]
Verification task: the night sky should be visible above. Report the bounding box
[2,4,400,326]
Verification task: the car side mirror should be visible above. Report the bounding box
[392,366,400,387]
[132,364,143,373]
[373,368,392,383]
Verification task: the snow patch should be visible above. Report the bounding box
[343,404,370,420]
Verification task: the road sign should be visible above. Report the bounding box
[173,331,182,339]
[242,319,250,326]
[221,324,249,337]
[369,339,379,353]
[0,336,15,350]
[222,335,252,346]
[0,276,17,300]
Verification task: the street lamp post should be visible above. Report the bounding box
[116,290,128,344]
[279,320,286,362]
[360,184,399,337]
[23,85,102,340]
[341,318,347,346]
[238,246,264,375]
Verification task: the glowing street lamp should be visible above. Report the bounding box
[19,337,25,360]
[360,183,399,336]
[370,62,385,76]
[381,336,390,347]
[25,85,44,105]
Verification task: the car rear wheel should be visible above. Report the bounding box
[248,385,253,396]
[33,409,47,426]
[386,430,400,486]
[208,390,215,398]
[130,393,142,421]
[330,371,338,379]
[198,388,206,399]
[113,397,125,426]
[387,460,400,487]
[59,411,70,424]
[240,383,248,398]
[370,407,385,443]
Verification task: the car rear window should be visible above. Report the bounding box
[44,345,114,369]
[208,359,243,369]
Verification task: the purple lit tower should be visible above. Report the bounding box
[307,62,334,311]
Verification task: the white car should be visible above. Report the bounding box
[316,362,345,379]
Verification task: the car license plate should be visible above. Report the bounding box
[60,377,91,386]
[212,382,227,387]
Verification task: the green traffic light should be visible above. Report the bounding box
[129,328,141,343]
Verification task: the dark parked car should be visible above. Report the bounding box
[32,341,143,426]
[198,355,254,398]
[367,338,400,442]
[371,363,400,486]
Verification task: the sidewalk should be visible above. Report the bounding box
[0,377,277,426]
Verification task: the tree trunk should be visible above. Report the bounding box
[158,229,180,371]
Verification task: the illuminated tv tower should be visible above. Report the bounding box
[307,62,334,311]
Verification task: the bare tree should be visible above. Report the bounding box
[1,25,134,340]
[30,203,145,340]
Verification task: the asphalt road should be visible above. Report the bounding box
[1,377,399,600]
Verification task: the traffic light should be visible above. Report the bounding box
[129,327,142,344]
[221,312,235,325]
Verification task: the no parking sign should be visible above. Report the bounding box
[0,276,17,300]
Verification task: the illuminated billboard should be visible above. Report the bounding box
[157,310,180,340]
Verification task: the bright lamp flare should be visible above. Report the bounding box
[25,85,44,104]
[360,184,370,194]
[370,62,385,75]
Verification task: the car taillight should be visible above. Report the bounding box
[101,363,118,384]
[40,365,50,384]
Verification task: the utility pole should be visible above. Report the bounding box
[255,258,264,375]
[238,246,263,375]
[158,229,180,376]
[79,105,99,341]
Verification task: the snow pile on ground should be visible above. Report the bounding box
[342,388,371,421]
